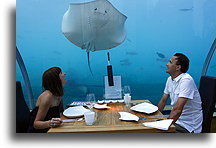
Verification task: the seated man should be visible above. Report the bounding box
[158,53,203,133]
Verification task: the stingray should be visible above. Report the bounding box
[62,0,127,75]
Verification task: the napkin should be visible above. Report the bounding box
[94,104,111,109]
[119,112,139,122]
[142,119,173,130]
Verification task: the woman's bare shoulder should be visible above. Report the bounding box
[38,90,53,106]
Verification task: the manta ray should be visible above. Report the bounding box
[62,0,127,75]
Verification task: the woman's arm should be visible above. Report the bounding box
[33,93,52,129]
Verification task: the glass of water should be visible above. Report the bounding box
[86,93,96,110]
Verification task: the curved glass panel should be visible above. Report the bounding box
[16,0,216,107]
[206,52,216,77]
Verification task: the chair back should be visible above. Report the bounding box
[199,76,216,133]
[16,81,30,133]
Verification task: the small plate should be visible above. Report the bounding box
[97,100,104,104]
[117,100,124,103]
[130,102,158,114]
[63,106,90,118]
[93,104,111,109]
[104,100,111,103]
[110,100,117,103]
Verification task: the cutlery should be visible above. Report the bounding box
[139,116,165,120]
[62,118,83,123]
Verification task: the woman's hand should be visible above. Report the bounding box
[49,118,62,128]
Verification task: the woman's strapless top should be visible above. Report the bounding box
[28,106,60,133]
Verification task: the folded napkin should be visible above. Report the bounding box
[142,119,173,130]
[94,104,111,109]
[119,112,139,122]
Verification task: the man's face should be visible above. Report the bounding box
[166,56,180,75]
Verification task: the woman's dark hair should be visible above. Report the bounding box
[42,67,64,96]
[174,53,190,73]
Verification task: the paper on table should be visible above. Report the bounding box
[119,112,139,121]
[142,119,173,130]
[130,102,158,114]
[93,104,111,109]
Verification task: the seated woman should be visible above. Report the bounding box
[28,67,67,133]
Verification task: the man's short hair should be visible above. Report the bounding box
[174,53,190,73]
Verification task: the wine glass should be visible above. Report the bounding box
[86,93,96,110]
[123,85,131,96]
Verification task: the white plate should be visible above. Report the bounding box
[130,102,158,114]
[97,100,104,104]
[110,100,117,103]
[104,100,111,103]
[63,106,90,118]
[119,112,139,121]
[93,104,111,109]
[117,99,124,103]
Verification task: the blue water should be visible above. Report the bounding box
[16,0,216,108]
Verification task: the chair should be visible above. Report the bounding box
[16,81,30,133]
[199,76,216,133]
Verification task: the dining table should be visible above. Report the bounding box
[47,100,175,133]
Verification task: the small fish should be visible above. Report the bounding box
[120,59,131,66]
[120,62,131,66]
[120,58,132,66]
[179,7,193,12]
[53,50,62,55]
[120,59,129,62]
[126,51,138,55]
[156,52,166,58]
[127,38,132,42]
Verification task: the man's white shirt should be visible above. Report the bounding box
[164,73,203,133]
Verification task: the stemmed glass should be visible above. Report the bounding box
[123,85,131,96]
[86,93,96,111]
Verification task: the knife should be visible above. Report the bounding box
[139,116,165,120]
[62,118,83,123]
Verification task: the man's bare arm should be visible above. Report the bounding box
[168,97,188,123]
[158,94,169,112]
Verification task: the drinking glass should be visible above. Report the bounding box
[84,111,95,125]
[86,93,96,110]
[124,95,131,107]
[123,85,131,96]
